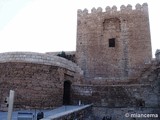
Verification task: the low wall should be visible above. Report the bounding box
[41,105,92,120]
[72,61,160,108]
[71,84,159,108]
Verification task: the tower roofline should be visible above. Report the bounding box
[77,3,148,16]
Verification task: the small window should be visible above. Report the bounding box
[109,38,115,47]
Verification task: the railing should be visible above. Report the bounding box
[17,112,34,120]
[41,104,92,120]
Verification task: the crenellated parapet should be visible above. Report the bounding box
[76,2,152,80]
[77,3,148,16]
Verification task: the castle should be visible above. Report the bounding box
[0,3,159,119]
[76,3,152,80]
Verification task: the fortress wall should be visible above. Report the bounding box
[0,52,83,75]
[71,59,160,118]
[71,84,158,108]
[0,52,82,110]
[76,3,152,79]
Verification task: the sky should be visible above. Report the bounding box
[0,0,159,57]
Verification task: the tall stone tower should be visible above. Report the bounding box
[76,3,152,80]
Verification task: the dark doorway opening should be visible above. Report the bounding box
[63,81,71,105]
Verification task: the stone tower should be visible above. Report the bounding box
[76,3,152,80]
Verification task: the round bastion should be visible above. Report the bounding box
[0,52,83,110]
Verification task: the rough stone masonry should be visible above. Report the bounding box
[0,3,159,120]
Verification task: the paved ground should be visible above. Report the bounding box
[0,109,49,120]
[0,105,89,120]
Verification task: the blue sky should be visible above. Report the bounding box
[0,0,159,57]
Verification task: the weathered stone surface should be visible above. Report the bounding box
[71,83,158,107]
[71,59,160,119]
[0,62,82,110]
[76,3,152,79]
[91,107,160,120]
[0,52,83,75]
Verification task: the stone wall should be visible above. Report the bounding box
[71,84,158,108]
[76,3,152,80]
[91,107,160,120]
[0,52,83,75]
[0,52,83,110]
[71,59,160,119]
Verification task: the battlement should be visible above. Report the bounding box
[76,2,152,79]
[77,3,148,16]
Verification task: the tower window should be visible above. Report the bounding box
[109,38,115,47]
